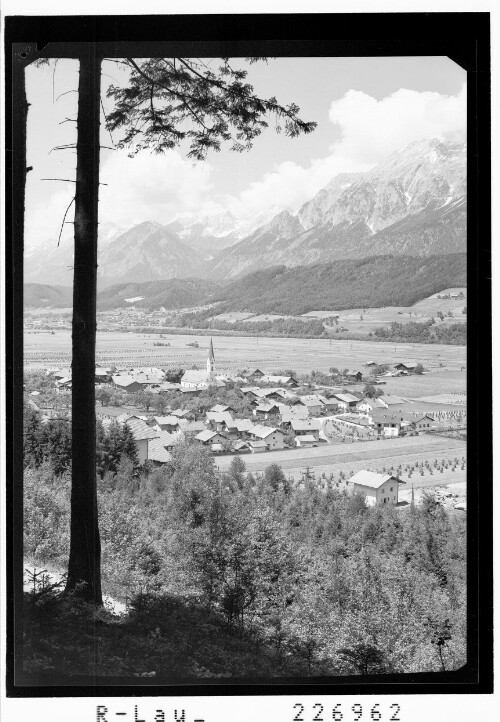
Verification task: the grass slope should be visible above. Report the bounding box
[24,284,73,309]
[97,278,221,310]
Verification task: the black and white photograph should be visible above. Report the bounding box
[3,10,492,703]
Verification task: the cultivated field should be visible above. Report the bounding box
[216,434,466,488]
[24,330,467,380]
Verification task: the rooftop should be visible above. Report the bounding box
[350,470,403,489]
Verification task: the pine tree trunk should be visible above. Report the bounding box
[65,51,103,604]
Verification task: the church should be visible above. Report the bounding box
[180,338,225,390]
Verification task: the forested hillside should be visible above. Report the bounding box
[212,254,467,315]
[24,417,466,679]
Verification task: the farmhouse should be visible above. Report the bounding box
[95,368,112,384]
[112,375,143,394]
[332,393,359,411]
[253,402,280,419]
[379,394,407,407]
[195,429,228,448]
[152,415,180,433]
[249,425,286,450]
[248,440,268,453]
[344,370,363,382]
[350,470,403,506]
[356,397,386,413]
[394,362,418,374]
[403,413,435,431]
[120,416,160,464]
[209,404,235,415]
[182,421,206,438]
[171,408,189,419]
[317,396,340,414]
[295,434,318,447]
[297,395,324,417]
[145,437,172,464]
[290,418,322,441]
[245,368,265,379]
[278,404,309,423]
[206,411,235,432]
[370,411,403,437]
[259,375,299,387]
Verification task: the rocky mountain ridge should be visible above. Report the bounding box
[24,137,466,286]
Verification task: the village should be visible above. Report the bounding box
[26,338,467,510]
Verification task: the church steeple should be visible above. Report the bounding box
[207,337,215,376]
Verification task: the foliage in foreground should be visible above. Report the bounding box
[23,443,466,678]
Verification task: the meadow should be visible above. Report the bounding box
[302,287,467,335]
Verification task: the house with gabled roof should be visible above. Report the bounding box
[171,408,189,418]
[152,415,181,433]
[147,437,172,464]
[209,404,235,415]
[112,375,143,394]
[379,394,407,407]
[248,424,286,450]
[195,429,228,448]
[350,470,404,506]
[297,394,324,417]
[370,411,404,437]
[344,370,363,382]
[295,434,318,447]
[245,368,265,379]
[394,362,418,374]
[290,418,322,441]
[119,416,160,464]
[253,402,280,419]
[248,440,268,453]
[356,397,387,413]
[182,420,206,438]
[259,375,299,387]
[206,411,235,432]
[332,392,359,411]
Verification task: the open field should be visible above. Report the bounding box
[302,287,467,335]
[216,434,466,485]
[24,330,467,377]
[378,370,466,397]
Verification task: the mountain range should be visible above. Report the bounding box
[25,253,467,317]
[24,137,466,287]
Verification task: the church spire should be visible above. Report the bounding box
[207,337,215,376]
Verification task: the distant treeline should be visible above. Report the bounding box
[374,320,467,345]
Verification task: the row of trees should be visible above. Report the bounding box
[374,320,466,345]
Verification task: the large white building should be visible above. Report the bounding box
[350,470,404,506]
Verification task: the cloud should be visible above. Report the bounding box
[98,150,218,226]
[25,183,75,248]
[328,85,467,165]
[224,84,467,219]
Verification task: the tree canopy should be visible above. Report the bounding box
[106,57,317,159]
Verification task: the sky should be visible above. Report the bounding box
[24,56,466,247]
